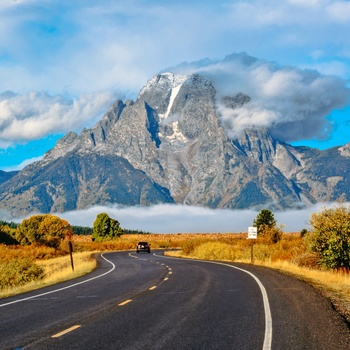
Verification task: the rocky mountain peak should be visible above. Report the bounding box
[339,143,350,157]
[1,70,350,216]
[233,128,277,162]
[139,72,188,116]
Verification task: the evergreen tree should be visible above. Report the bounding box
[253,209,277,234]
[72,225,93,235]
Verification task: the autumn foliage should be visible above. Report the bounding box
[307,204,350,271]
[16,214,72,248]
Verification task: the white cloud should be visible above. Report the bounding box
[2,52,347,146]
[227,0,350,26]
[0,90,119,144]
[0,1,349,148]
[288,0,324,7]
[327,1,350,22]
[0,0,36,10]
[170,53,350,143]
[1,0,350,96]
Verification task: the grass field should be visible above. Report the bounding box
[0,247,96,298]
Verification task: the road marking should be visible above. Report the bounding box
[149,286,157,290]
[118,299,132,306]
[211,261,272,350]
[0,253,115,308]
[52,325,81,338]
[164,277,169,281]
[155,253,273,350]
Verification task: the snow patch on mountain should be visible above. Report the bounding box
[159,81,183,121]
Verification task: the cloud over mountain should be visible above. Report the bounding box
[165,53,350,143]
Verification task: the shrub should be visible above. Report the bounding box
[300,228,308,237]
[0,226,18,245]
[258,224,283,244]
[0,258,45,290]
[16,214,72,248]
[307,204,350,271]
[182,240,201,255]
[192,242,239,261]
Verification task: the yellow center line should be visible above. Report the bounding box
[52,325,81,338]
[118,299,132,306]
[149,286,157,290]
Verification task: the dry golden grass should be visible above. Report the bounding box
[0,252,96,298]
[36,252,97,284]
[256,260,350,302]
[73,232,248,250]
[0,243,64,261]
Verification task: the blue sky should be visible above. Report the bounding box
[1,0,350,171]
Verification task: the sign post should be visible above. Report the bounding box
[69,241,74,271]
[64,240,75,271]
[247,227,257,264]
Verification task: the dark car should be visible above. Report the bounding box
[136,241,151,253]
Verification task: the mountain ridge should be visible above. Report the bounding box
[1,70,349,217]
[0,170,18,185]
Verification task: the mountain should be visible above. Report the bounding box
[0,170,18,185]
[1,72,350,216]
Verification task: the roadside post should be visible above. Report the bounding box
[247,227,257,264]
[64,240,75,271]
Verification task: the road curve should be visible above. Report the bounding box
[0,251,349,350]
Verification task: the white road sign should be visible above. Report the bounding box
[248,226,257,239]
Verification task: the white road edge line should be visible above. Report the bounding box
[155,253,272,350]
[0,253,115,308]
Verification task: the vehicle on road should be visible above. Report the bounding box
[136,241,151,253]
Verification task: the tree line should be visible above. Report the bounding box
[0,212,149,247]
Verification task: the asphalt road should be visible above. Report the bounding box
[0,251,349,350]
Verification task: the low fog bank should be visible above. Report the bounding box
[55,203,339,234]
